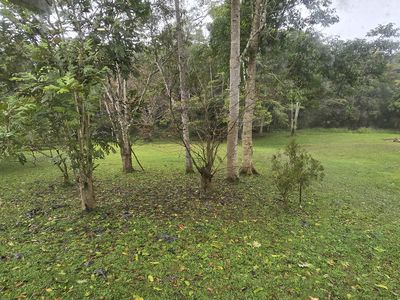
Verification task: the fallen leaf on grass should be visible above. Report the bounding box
[298,262,313,268]
[375,284,388,290]
[77,280,88,284]
[327,259,335,266]
[374,247,386,253]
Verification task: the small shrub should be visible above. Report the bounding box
[270,140,324,205]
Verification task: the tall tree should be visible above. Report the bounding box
[226,0,241,181]
[174,0,194,173]
[2,1,114,210]
[96,0,150,173]
[241,0,264,175]
[239,0,337,174]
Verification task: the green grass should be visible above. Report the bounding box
[1,129,400,299]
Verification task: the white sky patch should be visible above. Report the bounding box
[185,0,399,41]
[321,0,400,39]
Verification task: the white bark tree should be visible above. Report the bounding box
[241,0,265,175]
[290,101,301,136]
[226,0,241,181]
[226,0,240,181]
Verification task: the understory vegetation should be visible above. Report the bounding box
[1,130,400,299]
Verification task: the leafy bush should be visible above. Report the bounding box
[271,140,324,205]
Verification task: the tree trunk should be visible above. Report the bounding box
[103,70,142,175]
[259,117,264,134]
[120,141,133,173]
[75,91,96,211]
[294,101,300,135]
[120,127,133,173]
[200,172,212,197]
[291,101,300,136]
[227,0,241,182]
[174,0,194,174]
[290,101,295,136]
[241,0,263,176]
[78,172,95,211]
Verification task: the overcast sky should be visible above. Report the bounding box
[320,0,400,39]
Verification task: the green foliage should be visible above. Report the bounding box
[271,140,324,204]
[0,95,36,163]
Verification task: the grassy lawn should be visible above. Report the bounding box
[1,129,400,299]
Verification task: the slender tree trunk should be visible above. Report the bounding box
[227,0,241,181]
[75,92,96,211]
[241,0,263,175]
[259,117,264,134]
[53,149,70,185]
[294,102,300,135]
[290,101,295,136]
[174,0,194,173]
[291,101,300,136]
[120,78,134,173]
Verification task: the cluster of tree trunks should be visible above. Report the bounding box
[103,72,134,174]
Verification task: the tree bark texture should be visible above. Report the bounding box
[78,171,95,211]
[175,0,194,173]
[241,0,263,175]
[75,92,96,211]
[120,139,133,173]
[227,0,241,181]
